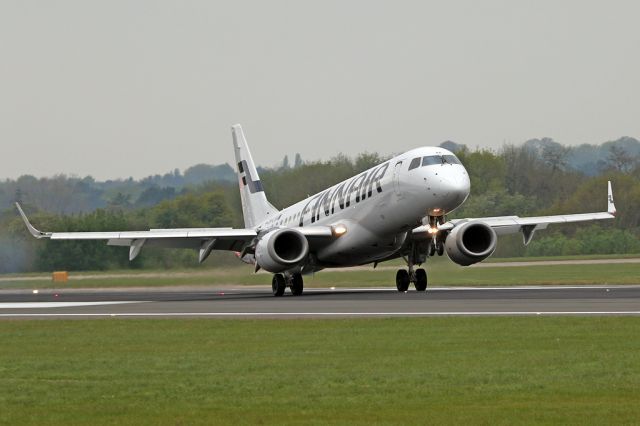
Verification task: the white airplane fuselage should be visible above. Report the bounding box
[256,147,470,267]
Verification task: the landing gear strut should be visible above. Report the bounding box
[429,239,444,257]
[427,215,445,257]
[272,273,304,296]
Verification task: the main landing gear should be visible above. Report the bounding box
[395,267,427,292]
[395,233,443,292]
[272,273,304,297]
[396,244,428,292]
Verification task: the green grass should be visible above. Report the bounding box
[1,259,639,289]
[485,253,640,262]
[1,317,640,424]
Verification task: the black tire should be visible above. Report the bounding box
[290,273,304,296]
[396,269,410,292]
[272,274,286,297]
[429,242,436,257]
[436,241,444,256]
[414,268,427,291]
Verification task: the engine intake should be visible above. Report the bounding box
[444,221,497,266]
[255,228,309,273]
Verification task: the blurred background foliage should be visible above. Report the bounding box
[1,137,639,273]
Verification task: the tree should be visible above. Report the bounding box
[14,188,23,204]
[456,149,505,195]
[135,186,177,207]
[541,143,569,172]
[294,153,303,168]
[606,144,636,173]
[150,190,234,229]
[108,192,131,209]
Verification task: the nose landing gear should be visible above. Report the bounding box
[427,215,445,257]
[395,215,448,292]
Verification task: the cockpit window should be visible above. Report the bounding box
[443,155,461,164]
[422,155,461,166]
[408,157,421,170]
[422,156,441,166]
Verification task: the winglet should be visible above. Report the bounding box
[15,203,51,239]
[607,181,616,216]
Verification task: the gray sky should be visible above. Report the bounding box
[1,0,639,180]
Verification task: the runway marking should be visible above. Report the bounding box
[307,285,640,292]
[1,311,640,317]
[1,285,638,297]
[0,301,146,309]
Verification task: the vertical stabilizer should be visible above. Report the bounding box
[232,124,279,228]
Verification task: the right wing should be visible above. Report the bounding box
[413,181,616,245]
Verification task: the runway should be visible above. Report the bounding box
[1,285,639,318]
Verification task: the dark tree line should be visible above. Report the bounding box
[0,142,638,273]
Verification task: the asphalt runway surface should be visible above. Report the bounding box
[1,285,640,318]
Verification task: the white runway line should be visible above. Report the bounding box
[0,301,146,309]
[308,285,640,292]
[1,311,640,317]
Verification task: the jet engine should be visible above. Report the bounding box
[444,221,497,266]
[254,228,309,273]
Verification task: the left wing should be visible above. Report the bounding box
[414,181,616,245]
[16,202,258,262]
[16,203,334,263]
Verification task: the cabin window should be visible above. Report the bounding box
[408,157,421,170]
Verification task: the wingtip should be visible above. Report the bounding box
[607,181,617,216]
[15,202,49,239]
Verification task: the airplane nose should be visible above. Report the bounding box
[431,171,470,211]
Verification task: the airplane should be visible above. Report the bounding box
[16,124,617,296]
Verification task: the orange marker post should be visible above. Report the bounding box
[52,271,69,283]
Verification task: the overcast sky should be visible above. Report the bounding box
[1,1,639,180]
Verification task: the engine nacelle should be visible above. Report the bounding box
[444,221,497,266]
[254,228,309,273]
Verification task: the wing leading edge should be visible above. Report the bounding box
[414,181,617,245]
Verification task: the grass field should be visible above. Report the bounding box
[1,317,639,425]
[0,256,639,289]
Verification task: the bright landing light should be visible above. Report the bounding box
[332,224,348,236]
[428,227,439,234]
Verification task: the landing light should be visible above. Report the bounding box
[428,227,439,235]
[332,224,348,237]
